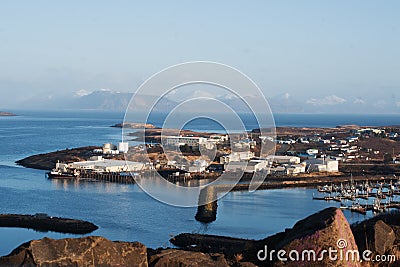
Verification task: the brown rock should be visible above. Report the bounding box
[170,233,255,256]
[149,249,229,267]
[250,207,361,267]
[352,219,396,256]
[0,236,148,267]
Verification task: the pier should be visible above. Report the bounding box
[78,171,136,183]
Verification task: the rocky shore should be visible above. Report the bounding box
[0,214,98,234]
[1,207,399,266]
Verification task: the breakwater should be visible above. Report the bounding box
[0,214,98,234]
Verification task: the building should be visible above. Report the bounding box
[220,151,255,164]
[305,158,339,172]
[224,161,248,172]
[187,159,208,173]
[68,158,144,173]
[164,136,207,148]
[209,134,229,143]
[223,159,269,173]
[286,163,306,175]
[266,155,301,164]
[232,139,256,150]
[102,143,116,154]
[118,142,129,153]
[245,159,269,173]
[356,128,385,135]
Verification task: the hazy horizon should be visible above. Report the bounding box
[1,1,399,114]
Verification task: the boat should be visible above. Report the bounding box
[46,169,79,179]
[317,184,332,193]
[373,198,384,213]
[349,202,367,215]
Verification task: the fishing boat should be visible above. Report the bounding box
[373,198,384,213]
[349,202,367,215]
[46,169,79,179]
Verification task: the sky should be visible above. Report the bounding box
[0,1,399,112]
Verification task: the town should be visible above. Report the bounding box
[45,124,400,182]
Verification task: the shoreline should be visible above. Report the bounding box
[1,207,399,266]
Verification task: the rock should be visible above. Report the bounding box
[0,236,148,267]
[170,233,255,256]
[391,225,400,242]
[352,219,396,256]
[0,213,98,234]
[249,207,360,266]
[148,249,229,267]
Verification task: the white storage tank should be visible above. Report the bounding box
[118,142,129,153]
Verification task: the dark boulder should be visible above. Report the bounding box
[0,236,148,267]
[170,233,255,256]
[352,219,396,256]
[148,249,229,267]
[247,207,360,266]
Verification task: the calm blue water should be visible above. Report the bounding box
[0,111,399,256]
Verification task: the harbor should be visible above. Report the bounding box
[312,177,400,215]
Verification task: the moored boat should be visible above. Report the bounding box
[46,169,79,179]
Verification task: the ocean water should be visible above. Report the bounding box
[0,110,399,256]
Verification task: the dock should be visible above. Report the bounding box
[78,171,136,183]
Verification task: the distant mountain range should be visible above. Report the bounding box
[16,89,400,114]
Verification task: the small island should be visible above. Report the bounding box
[111,122,157,129]
[0,111,16,116]
[0,213,98,234]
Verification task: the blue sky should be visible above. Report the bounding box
[0,1,399,112]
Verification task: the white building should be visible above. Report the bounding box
[224,161,248,172]
[305,158,339,172]
[118,142,129,153]
[187,159,208,173]
[266,155,301,164]
[220,151,255,164]
[245,159,269,173]
[69,158,144,173]
[233,139,256,150]
[286,163,306,175]
[209,134,229,143]
[164,136,207,148]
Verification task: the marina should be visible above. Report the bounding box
[313,177,400,215]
